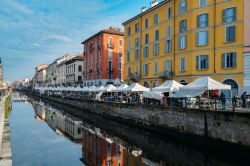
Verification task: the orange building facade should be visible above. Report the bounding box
[81,27,124,87]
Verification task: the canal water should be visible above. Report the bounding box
[9,93,247,166]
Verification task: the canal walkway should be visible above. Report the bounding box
[0,94,12,166]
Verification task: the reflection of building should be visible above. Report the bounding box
[82,127,124,166]
[65,116,82,140]
[122,0,250,94]
[81,27,124,86]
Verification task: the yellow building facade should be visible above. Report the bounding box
[123,0,250,94]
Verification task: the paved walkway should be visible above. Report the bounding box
[0,96,12,166]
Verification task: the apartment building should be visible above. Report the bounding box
[123,0,250,95]
[81,27,124,86]
[65,54,84,86]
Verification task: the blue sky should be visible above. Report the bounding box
[0,0,152,81]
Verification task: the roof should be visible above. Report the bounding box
[122,0,170,26]
[81,28,124,44]
[65,54,84,64]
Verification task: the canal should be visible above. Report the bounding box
[9,93,248,166]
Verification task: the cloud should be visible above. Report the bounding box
[44,35,72,43]
[1,0,33,15]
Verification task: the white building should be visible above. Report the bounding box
[34,64,48,87]
[65,54,83,86]
[56,54,72,86]
[46,61,57,87]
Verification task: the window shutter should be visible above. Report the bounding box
[206,55,209,69]
[222,9,225,23]
[233,7,236,21]
[226,27,229,42]
[232,26,236,42]
[222,53,225,69]
[206,13,208,26]
[196,32,199,46]
[233,53,237,67]
[197,15,200,28]
[196,56,199,70]
[206,31,208,44]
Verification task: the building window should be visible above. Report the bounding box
[223,7,236,23]
[179,35,186,49]
[78,65,82,72]
[225,26,236,43]
[196,31,208,46]
[127,27,131,36]
[154,13,159,25]
[153,30,159,55]
[135,65,139,80]
[127,67,131,76]
[197,13,208,28]
[165,25,172,52]
[222,52,237,68]
[154,62,158,74]
[119,38,123,47]
[180,80,188,85]
[127,41,130,61]
[135,23,140,33]
[108,37,112,45]
[145,18,148,29]
[135,37,140,60]
[144,34,149,58]
[179,0,187,15]
[164,60,172,72]
[180,57,186,71]
[196,55,209,70]
[142,64,149,75]
[199,0,207,7]
[168,7,172,19]
[165,40,172,52]
[78,76,82,81]
[118,51,122,71]
[179,19,187,33]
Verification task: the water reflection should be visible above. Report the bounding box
[11,93,247,166]
[32,100,83,142]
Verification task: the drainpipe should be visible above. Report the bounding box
[140,16,143,83]
[213,0,217,74]
[173,0,176,78]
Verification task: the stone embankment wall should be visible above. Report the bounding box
[36,95,250,149]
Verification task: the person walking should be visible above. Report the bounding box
[220,92,226,110]
[241,92,247,108]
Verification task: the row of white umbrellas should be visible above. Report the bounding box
[35,83,151,93]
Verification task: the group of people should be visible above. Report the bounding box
[220,91,250,110]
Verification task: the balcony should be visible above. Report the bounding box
[159,71,174,79]
[96,68,102,74]
[107,42,115,49]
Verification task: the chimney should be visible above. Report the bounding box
[141,6,147,13]
[150,0,158,8]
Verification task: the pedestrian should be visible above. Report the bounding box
[241,92,247,108]
[232,94,238,111]
[220,92,226,110]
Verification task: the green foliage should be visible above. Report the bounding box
[4,94,11,119]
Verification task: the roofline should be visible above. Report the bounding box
[122,0,170,26]
[81,31,124,44]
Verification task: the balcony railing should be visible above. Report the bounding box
[159,71,174,79]
[107,68,115,73]
[107,43,115,49]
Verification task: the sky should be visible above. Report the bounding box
[0,0,152,82]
